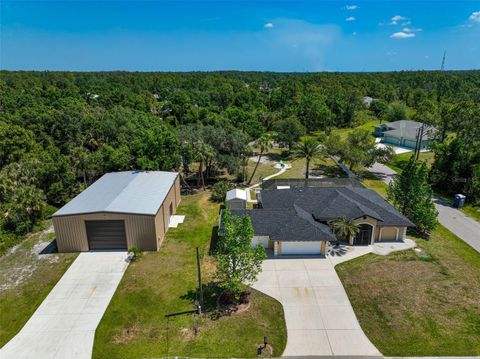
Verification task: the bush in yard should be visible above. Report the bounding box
[388,156,438,236]
[215,209,266,302]
[210,181,235,202]
[128,247,143,261]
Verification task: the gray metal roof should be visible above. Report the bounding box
[53,171,178,217]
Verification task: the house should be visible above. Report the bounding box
[226,179,414,256]
[374,120,436,150]
[53,171,180,252]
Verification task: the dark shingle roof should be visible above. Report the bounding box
[260,187,414,227]
[230,208,336,242]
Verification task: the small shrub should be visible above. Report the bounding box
[128,246,143,261]
[210,181,234,202]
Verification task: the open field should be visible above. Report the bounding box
[0,222,78,346]
[93,192,287,358]
[336,225,480,356]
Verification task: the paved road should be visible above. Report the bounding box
[0,251,129,359]
[367,163,480,253]
[253,256,380,356]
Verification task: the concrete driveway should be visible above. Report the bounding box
[0,251,129,359]
[253,256,381,356]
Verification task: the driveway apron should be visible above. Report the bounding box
[253,257,381,357]
[1,251,129,359]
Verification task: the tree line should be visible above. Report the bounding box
[0,70,479,252]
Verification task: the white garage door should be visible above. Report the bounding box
[282,241,321,255]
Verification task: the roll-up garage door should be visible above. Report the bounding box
[282,241,321,255]
[85,220,127,250]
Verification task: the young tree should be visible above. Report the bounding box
[247,132,275,185]
[291,137,324,179]
[332,217,359,243]
[216,210,266,301]
[388,157,438,236]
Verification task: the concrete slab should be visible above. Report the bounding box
[283,306,325,330]
[283,329,333,356]
[327,329,381,356]
[0,251,129,359]
[320,305,361,330]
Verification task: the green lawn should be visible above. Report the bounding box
[0,222,78,346]
[386,151,435,173]
[325,120,380,140]
[336,225,480,356]
[93,192,287,358]
[277,155,346,179]
[246,158,278,185]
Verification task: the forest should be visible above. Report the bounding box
[1,70,479,251]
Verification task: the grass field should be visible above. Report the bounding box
[0,222,78,346]
[386,151,435,173]
[326,120,380,140]
[93,192,287,358]
[336,225,480,356]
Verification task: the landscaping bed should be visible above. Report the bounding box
[93,192,287,358]
[336,225,480,356]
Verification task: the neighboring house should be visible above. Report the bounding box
[362,96,374,107]
[226,179,414,256]
[53,171,180,252]
[374,120,436,150]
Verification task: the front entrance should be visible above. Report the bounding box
[354,224,373,245]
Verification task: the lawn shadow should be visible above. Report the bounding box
[209,225,220,255]
[180,282,224,321]
[311,163,346,178]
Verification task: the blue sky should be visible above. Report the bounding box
[1,1,479,72]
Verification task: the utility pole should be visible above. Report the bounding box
[415,124,425,160]
[440,50,446,71]
[196,247,203,314]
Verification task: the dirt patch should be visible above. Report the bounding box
[111,324,140,344]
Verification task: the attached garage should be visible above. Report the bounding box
[281,241,322,255]
[53,171,181,252]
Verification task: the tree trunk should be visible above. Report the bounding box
[198,161,205,190]
[247,151,263,186]
[305,159,310,179]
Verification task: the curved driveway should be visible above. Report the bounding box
[253,255,381,357]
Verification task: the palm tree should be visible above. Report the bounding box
[247,132,275,185]
[291,137,323,179]
[195,142,215,190]
[332,217,359,243]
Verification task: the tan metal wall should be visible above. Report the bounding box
[154,176,181,247]
[54,175,182,253]
[53,212,157,252]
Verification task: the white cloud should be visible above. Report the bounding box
[390,31,416,39]
[390,15,407,25]
[403,27,422,32]
[345,5,358,10]
[264,23,274,28]
[401,20,411,26]
[346,16,356,22]
[469,11,480,22]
